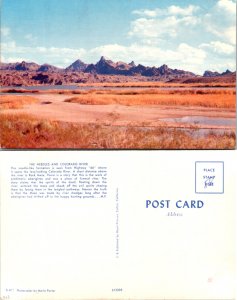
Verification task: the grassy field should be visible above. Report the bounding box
[63,88,236,108]
[0,85,235,149]
[76,81,236,88]
[0,113,235,149]
[0,95,39,109]
[1,88,235,109]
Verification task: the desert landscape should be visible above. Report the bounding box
[1,0,235,150]
[0,57,235,149]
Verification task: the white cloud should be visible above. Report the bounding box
[129,4,200,42]
[204,21,236,45]
[133,4,199,17]
[204,0,236,45]
[36,47,47,53]
[0,54,5,62]
[200,41,235,55]
[129,15,199,40]
[85,42,206,74]
[1,40,86,66]
[1,27,10,37]
[204,61,236,73]
[131,1,235,48]
[224,26,236,45]
[46,47,86,58]
[129,0,236,74]
[167,5,199,16]
[89,44,127,58]
[132,9,159,17]
[177,43,206,64]
[3,56,26,63]
[1,41,85,57]
[1,41,17,51]
[217,0,236,15]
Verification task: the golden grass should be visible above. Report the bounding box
[0,95,39,109]
[1,80,235,96]
[0,113,235,149]
[64,89,236,108]
[78,81,236,88]
[0,88,39,93]
[73,88,235,95]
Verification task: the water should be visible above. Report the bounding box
[0,85,234,92]
[141,126,235,139]
[0,85,82,95]
[0,85,79,92]
[163,116,235,127]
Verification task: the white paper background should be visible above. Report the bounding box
[0,150,236,300]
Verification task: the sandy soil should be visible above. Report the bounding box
[2,93,236,129]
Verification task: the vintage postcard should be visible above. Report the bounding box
[0,0,236,149]
[0,150,236,299]
[0,1,236,300]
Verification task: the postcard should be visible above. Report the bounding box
[0,0,236,149]
[0,0,236,299]
[0,150,236,299]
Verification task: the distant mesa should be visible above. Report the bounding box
[203,69,235,77]
[15,61,28,71]
[0,57,235,87]
[16,61,40,71]
[65,59,88,72]
[70,56,195,77]
[203,70,221,77]
[37,63,62,72]
[0,58,234,79]
[86,56,133,74]
[2,61,40,71]
[129,61,136,67]
[158,64,169,75]
[222,69,232,76]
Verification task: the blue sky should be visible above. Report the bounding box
[1,0,236,74]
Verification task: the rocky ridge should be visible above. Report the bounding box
[0,57,235,86]
[203,69,234,77]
